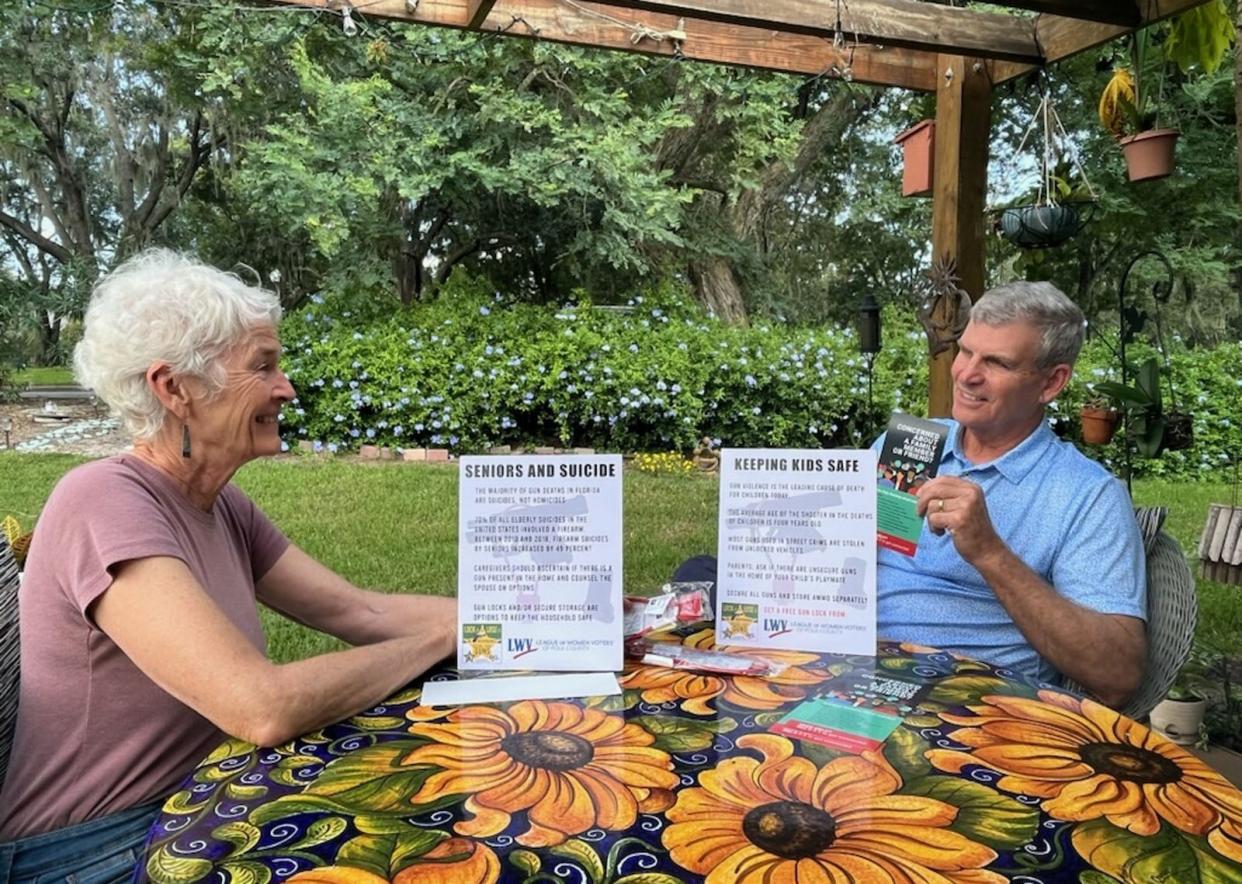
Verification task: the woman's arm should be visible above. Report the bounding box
[254,544,456,646]
[93,555,454,747]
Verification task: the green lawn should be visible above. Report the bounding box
[0,454,719,661]
[7,365,76,386]
[3,452,1239,741]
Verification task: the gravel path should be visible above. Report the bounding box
[1,402,131,457]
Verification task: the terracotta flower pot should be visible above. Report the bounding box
[1119,128,1179,182]
[1080,406,1119,445]
[894,120,935,198]
[1149,696,1206,745]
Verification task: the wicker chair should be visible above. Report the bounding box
[0,536,19,790]
[1121,524,1198,721]
[1065,507,1198,721]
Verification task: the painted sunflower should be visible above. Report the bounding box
[663,733,1005,883]
[287,837,499,884]
[402,699,678,847]
[927,690,1242,863]
[621,628,830,713]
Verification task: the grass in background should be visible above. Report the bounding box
[3,453,1237,673]
[1132,480,1242,656]
[7,366,76,387]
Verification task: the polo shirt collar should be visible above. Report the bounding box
[948,419,1055,483]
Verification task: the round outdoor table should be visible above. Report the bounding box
[140,628,1242,883]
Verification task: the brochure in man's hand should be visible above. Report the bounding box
[876,413,948,556]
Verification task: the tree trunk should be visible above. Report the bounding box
[677,88,879,325]
[36,311,61,365]
[688,256,749,326]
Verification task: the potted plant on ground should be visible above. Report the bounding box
[1150,678,1209,747]
[1079,397,1120,446]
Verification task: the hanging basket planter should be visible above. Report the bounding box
[996,202,1096,250]
[1163,410,1193,451]
[1119,128,1179,182]
[989,90,1098,251]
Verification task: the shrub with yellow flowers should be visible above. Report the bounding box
[632,451,695,475]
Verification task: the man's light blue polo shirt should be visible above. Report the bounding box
[875,419,1146,685]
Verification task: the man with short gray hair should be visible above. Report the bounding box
[674,281,1146,707]
[884,280,1147,707]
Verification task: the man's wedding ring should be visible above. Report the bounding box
[937,498,945,513]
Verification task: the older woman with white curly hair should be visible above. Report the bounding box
[0,250,455,877]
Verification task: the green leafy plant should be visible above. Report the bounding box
[1098,5,1236,140]
[1093,357,1168,458]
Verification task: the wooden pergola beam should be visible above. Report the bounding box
[602,0,1044,65]
[990,0,1213,84]
[988,1,1140,27]
[466,0,499,28]
[265,0,940,90]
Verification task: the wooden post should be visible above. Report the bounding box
[929,54,991,416]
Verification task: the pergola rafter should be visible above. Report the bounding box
[270,0,1206,91]
[268,0,1212,413]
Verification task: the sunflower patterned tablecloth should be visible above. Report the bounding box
[140,628,1242,884]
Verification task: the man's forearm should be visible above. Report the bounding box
[972,544,1145,707]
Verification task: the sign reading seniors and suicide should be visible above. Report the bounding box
[717,449,877,655]
[457,455,623,671]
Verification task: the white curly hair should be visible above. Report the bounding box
[74,249,282,440]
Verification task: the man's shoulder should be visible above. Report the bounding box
[1040,431,1117,487]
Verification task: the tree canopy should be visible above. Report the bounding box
[0,0,1237,366]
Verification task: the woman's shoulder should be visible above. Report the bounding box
[44,455,174,516]
[49,455,141,497]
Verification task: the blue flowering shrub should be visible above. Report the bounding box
[279,273,927,455]
[279,273,1242,478]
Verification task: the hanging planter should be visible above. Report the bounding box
[894,120,935,198]
[998,202,1095,250]
[1119,128,1180,181]
[1080,403,1120,445]
[1163,409,1193,450]
[989,90,1097,251]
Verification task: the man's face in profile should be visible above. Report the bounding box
[951,320,1059,438]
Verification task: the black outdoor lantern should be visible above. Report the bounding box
[859,294,882,355]
[859,294,883,438]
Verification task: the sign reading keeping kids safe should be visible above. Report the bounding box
[716,449,877,655]
[457,455,623,671]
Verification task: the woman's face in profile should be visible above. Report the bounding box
[192,324,295,467]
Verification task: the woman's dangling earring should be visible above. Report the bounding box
[182,423,192,459]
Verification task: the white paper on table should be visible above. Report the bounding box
[457,455,624,672]
[716,448,877,655]
[419,672,621,706]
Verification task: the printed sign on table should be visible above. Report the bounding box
[716,448,877,655]
[458,455,623,671]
